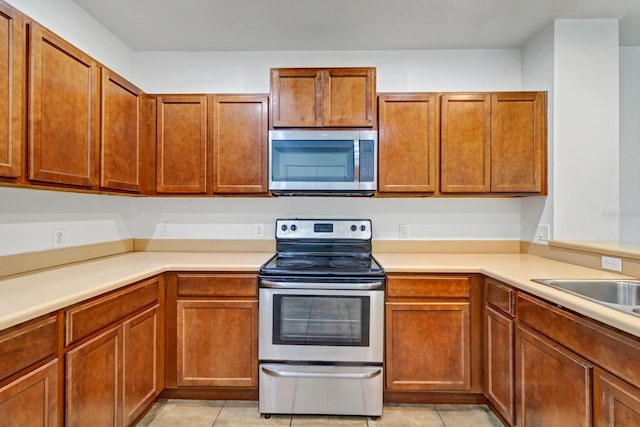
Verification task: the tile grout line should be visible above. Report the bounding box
[434,405,448,427]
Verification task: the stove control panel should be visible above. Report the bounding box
[276,219,372,240]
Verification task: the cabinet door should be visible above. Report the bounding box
[271,68,322,127]
[322,68,375,127]
[484,305,514,425]
[0,360,58,427]
[66,326,121,427]
[210,95,268,194]
[28,23,99,187]
[594,368,640,427]
[176,299,258,387]
[440,94,491,193]
[0,3,23,179]
[385,301,470,391]
[156,95,207,193]
[491,92,545,192]
[378,94,438,193]
[515,324,591,427]
[100,68,143,192]
[122,305,160,426]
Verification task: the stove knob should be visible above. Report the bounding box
[350,225,357,232]
[360,225,367,232]
[290,224,297,232]
[281,224,288,232]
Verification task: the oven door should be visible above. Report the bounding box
[259,287,384,363]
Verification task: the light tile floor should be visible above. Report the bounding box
[137,400,504,427]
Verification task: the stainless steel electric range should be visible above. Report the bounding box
[258,218,385,419]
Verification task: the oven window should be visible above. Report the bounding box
[272,295,370,346]
[271,140,354,182]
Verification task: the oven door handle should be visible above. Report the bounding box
[261,366,382,380]
[260,280,383,290]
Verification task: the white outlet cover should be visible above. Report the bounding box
[399,224,409,239]
[536,224,550,242]
[52,228,65,248]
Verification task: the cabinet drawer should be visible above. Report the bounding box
[387,275,470,298]
[485,278,514,316]
[0,314,57,382]
[65,277,159,345]
[177,274,257,297]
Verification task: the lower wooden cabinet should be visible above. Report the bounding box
[384,274,482,397]
[594,368,640,427]
[176,300,258,387]
[483,279,515,425]
[66,325,121,427]
[172,273,258,390]
[66,304,161,427]
[0,360,58,427]
[515,324,592,427]
[386,301,470,391]
[484,305,514,424]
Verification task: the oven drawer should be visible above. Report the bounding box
[259,363,383,416]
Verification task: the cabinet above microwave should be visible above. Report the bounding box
[270,68,376,128]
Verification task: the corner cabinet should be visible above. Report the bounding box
[210,95,269,194]
[171,273,258,391]
[28,22,100,188]
[155,95,208,194]
[100,68,144,193]
[377,94,438,193]
[271,67,375,128]
[385,274,482,399]
[65,277,163,427]
[0,2,23,180]
[440,92,546,194]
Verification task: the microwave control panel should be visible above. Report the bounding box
[359,140,375,182]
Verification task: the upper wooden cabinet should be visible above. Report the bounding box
[441,92,546,194]
[210,94,268,194]
[100,68,144,193]
[378,94,438,193]
[441,94,491,193]
[0,2,23,179]
[491,92,545,193]
[28,22,100,188]
[156,95,207,194]
[271,67,375,128]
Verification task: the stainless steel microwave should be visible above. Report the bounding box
[268,130,377,196]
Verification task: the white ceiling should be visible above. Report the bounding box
[72,0,640,51]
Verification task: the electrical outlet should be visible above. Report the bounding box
[399,224,409,239]
[601,256,622,272]
[254,223,264,238]
[536,224,550,242]
[160,222,170,236]
[52,228,65,248]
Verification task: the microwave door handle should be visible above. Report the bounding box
[260,280,383,290]
[353,139,360,182]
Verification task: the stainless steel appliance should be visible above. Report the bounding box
[268,130,378,196]
[258,219,385,419]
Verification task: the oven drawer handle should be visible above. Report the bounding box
[261,366,382,380]
[260,280,383,290]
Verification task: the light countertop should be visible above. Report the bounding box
[0,252,273,331]
[0,251,638,339]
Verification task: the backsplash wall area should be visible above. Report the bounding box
[132,197,522,242]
